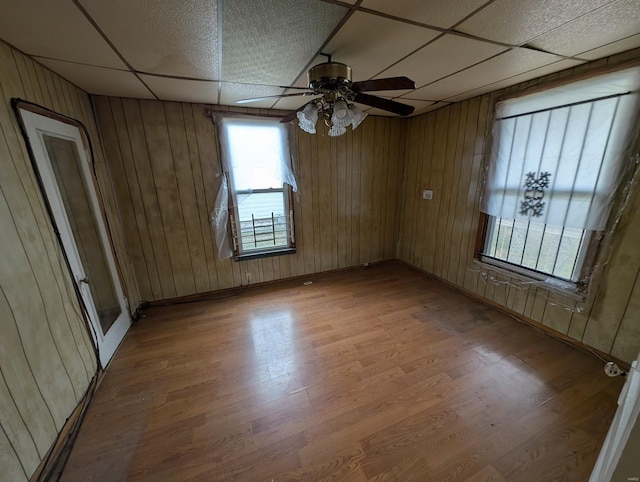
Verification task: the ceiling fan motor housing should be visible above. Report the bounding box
[308,62,352,90]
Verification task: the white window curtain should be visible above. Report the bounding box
[210,113,298,259]
[482,67,640,231]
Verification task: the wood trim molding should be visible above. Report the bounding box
[29,370,103,482]
[145,260,395,308]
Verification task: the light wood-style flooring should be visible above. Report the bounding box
[61,263,623,481]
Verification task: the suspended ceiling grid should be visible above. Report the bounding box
[0,0,639,117]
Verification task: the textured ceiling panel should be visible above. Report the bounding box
[2,0,637,108]
[290,55,326,88]
[35,58,154,98]
[362,0,491,29]
[79,0,219,79]
[528,0,640,57]
[457,0,613,45]
[0,0,124,68]
[443,58,584,103]
[378,34,507,90]
[219,83,285,108]
[323,11,439,82]
[404,48,568,101]
[221,0,347,86]
[576,34,640,60]
[140,75,219,104]
[414,101,451,115]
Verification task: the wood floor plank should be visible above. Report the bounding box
[60,263,623,481]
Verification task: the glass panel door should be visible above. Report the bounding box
[43,135,121,333]
[19,107,131,367]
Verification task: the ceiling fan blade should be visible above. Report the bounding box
[353,93,415,116]
[236,92,313,104]
[352,77,415,92]
[280,102,311,123]
[278,85,311,90]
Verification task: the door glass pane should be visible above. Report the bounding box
[43,135,121,333]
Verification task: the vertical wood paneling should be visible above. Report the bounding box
[94,99,405,301]
[0,41,132,481]
[94,97,158,301]
[399,49,640,364]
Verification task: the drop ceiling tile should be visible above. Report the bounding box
[528,0,640,57]
[323,11,440,81]
[362,0,491,28]
[576,34,640,60]
[289,55,326,88]
[443,58,584,103]
[404,48,569,101]
[219,83,285,109]
[221,0,347,85]
[378,34,507,89]
[79,0,219,79]
[457,0,612,45]
[139,75,219,104]
[35,58,154,98]
[414,102,450,115]
[0,0,125,68]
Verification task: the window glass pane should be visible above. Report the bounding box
[552,227,584,279]
[535,225,563,275]
[506,220,529,265]
[226,123,284,191]
[484,216,587,282]
[521,222,544,270]
[236,192,289,251]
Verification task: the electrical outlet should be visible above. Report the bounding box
[422,189,433,200]
[604,361,624,377]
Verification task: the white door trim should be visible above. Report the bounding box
[19,107,130,367]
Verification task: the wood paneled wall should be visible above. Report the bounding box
[398,49,640,364]
[93,98,405,303]
[0,41,136,480]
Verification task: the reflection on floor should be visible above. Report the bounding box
[61,262,623,481]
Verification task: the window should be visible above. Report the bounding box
[479,66,640,288]
[219,116,297,259]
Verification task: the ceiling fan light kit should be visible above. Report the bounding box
[238,59,417,137]
[297,102,318,134]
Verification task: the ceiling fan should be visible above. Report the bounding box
[237,56,416,136]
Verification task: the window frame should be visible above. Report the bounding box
[476,214,598,287]
[474,62,640,293]
[221,116,297,261]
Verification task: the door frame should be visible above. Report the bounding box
[13,99,131,368]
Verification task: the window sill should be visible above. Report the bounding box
[475,255,587,302]
[235,247,296,261]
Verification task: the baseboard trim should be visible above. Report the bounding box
[145,260,394,309]
[29,368,102,481]
[142,258,629,371]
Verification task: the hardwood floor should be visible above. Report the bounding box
[60,263,623,481]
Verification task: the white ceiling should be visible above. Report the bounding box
[1,0,639,117]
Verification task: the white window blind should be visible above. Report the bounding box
[482,67,640,231]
